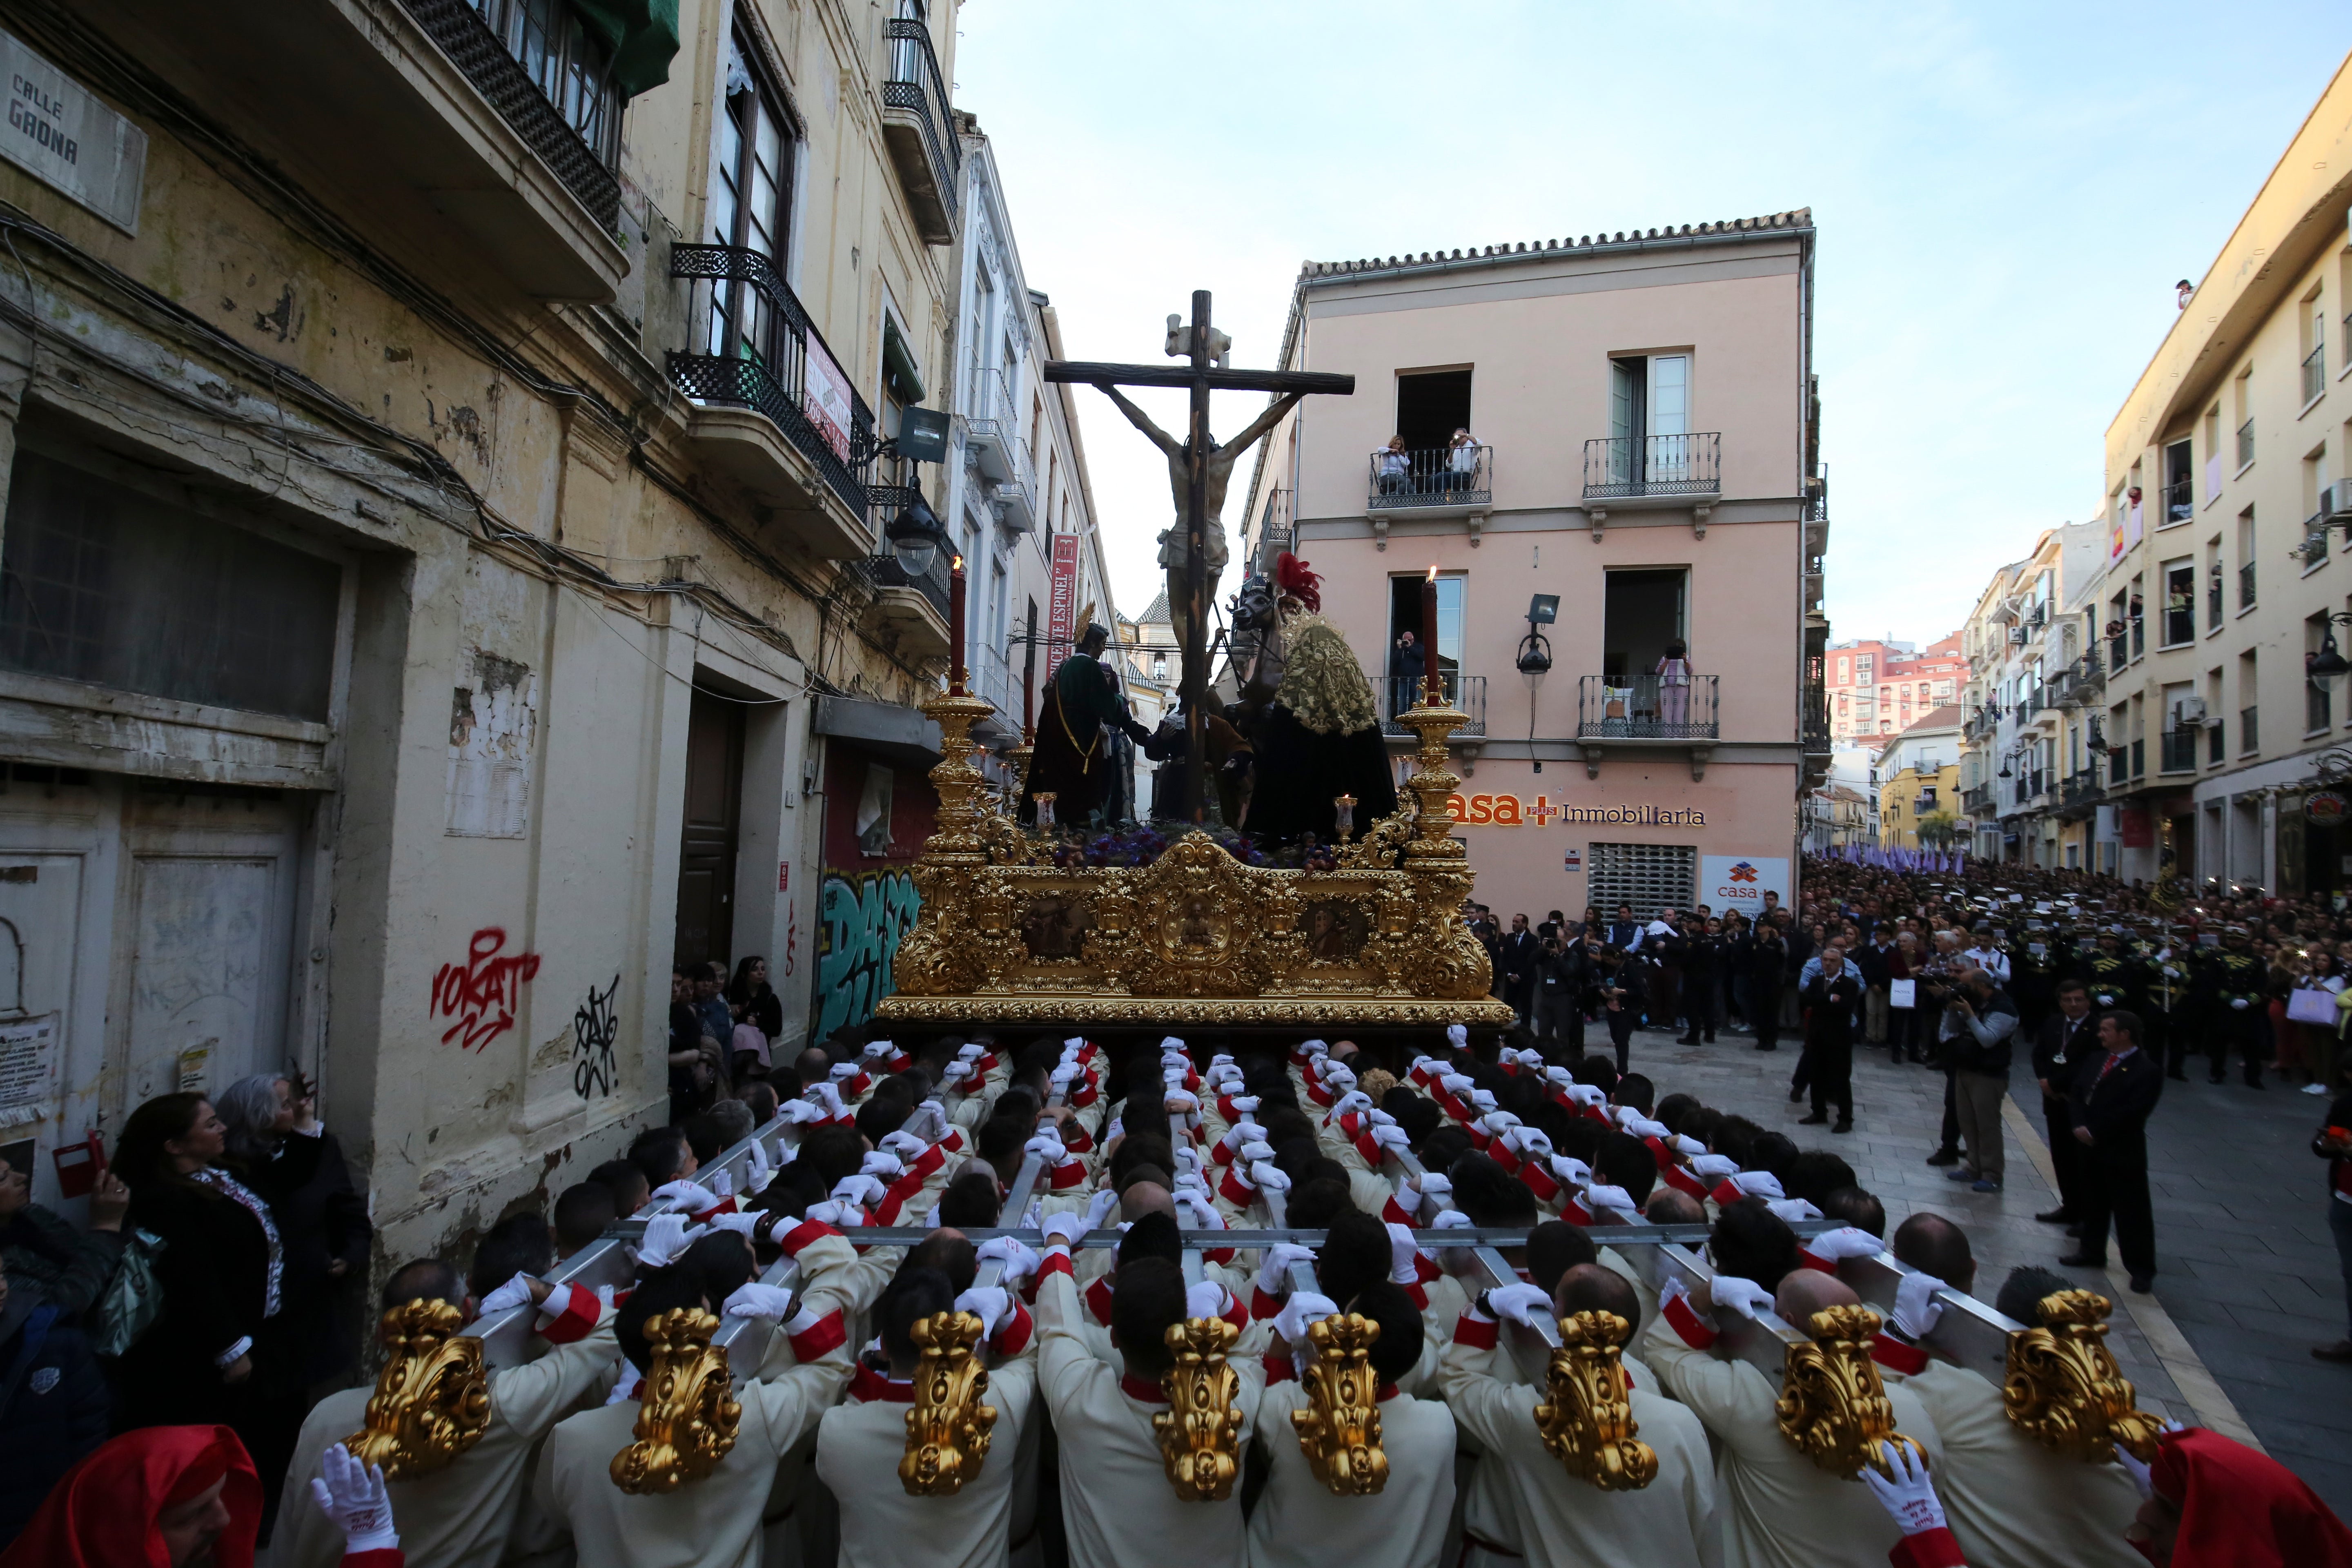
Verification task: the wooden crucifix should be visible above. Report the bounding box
[1046,291,1353,823]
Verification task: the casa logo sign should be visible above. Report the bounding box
[1448,795,1705,827]
[2308,791,2350,828]
[1702,855,1790,912]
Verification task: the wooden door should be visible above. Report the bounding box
[674,688,745,971]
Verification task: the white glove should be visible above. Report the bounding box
[1626,1117,1671,1141]
[860,1151,905,1180]
[1042,1211,1087,1247]
[1160,1036,1187,1053]
[653,1180,722,1216]
[1226,1094,1262,1117]
[1690,1153,1739,1181]
[1804,1227,1883,1263]
[1467,1089,1498,1115]
[1165,1088,1200,1115]
[1563,1083,1607,1108]
[1301,1038,1330,1059]
[478,1271,538,1316]
[1385,1222,1424,1285]
[957,1042,987,1062]
[802,1199,866,1229]
[918,1100,948,1133]
[723,1281,797,1319]
[1368,1123,1412,1154]
[1173,1187,1220,1227]
[1083,1186,1121,1232]
[1550,1156,1593,1189]
[975,1235,1040,1285]
[1163,1064,1190,1086]
[2231,997,2251,1010]
[744,1138,774,1194]
[1185,1281,1232,1319]
[1477,1111,1521,1138]
[706,1167,735,1200]
[1431,1209,1473,1233]
[2116,1440,2155,1500]
[863,1039,897,1062]
[1331,1090,1372,1119]
[1708,1275,1777,1320]
[775,1136,799,1167]
[1860,1441,1947,1537]
[636,1214,706,1269]
[1728,1170,1785,1202]
[310,1443,398,1555]
[2095,993,2115,1007]
[1024,1132,1068,1163]
[1765,1198,1824,1224]
[1671,1135,1706,1158]
[1273,1290,1337,1348]
[831,1174,888,1208]
[1515,1129,1555,1160]
[1484,1282,1553,1328]
[777,1098,822,1125]
[1238,1140,1276,1166]
[941,1060,975,1086]
[1439,1074,1474,1096]
[880,1130,929,1163]
[1257,1242,1317,1298]
[1543,1065,1575,1089]
[1174,1146,1203,1179]
[1585,1185,1640,1219]
[1323,1065,1356,1093]
[1049,1063,1080,1089]
[705,1211,762,1238]
[956,1285,1012,1341]
[1412,1172,1454,1209]
[1445,1023,1469,1051]
[1892,1272,1947,1341]
[1409,1055,1438,1080]
[1248,1161,1292,1193]
[806,1081,846,1118]
[1209,1051,1234,1067]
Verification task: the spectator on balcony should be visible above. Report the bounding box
[1443,428,1479,493]
[1655,641,1694,728]
[1390,628,1425,713]
[1374,435,1411,496]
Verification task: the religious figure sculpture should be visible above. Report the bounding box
[1242,557,1399,848]
[1019,619,1150,829]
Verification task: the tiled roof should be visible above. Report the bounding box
[1136,588,1170,626]
[1301,210,1813,279]
[1904,704,1964,733]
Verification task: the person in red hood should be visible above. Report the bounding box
[0,1423,403,1568]
[2123,1426,2352,1567]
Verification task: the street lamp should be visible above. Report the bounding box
[1517,595,1557,773]
[886,492,946,576]
[2307,617,2352,693]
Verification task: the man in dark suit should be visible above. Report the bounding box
[1498,913,1538,1026]
[2031,977,2098,1227]
[2061,1009,2164,1292]
[1604,903,1641,952]
[1853,923,1897,1047]
[1798,941,1862,1134]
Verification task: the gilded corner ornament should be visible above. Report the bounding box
[344,1298,491,1479]
[1775,1305,1926,1479]
[1154,1316,1244,1501]
[1289,1311,1388,1495]
[1532,1310,1658,1491]
[900,1309,998,1496]
[2003,1289,2163,1462]
[610,1308,742,1493]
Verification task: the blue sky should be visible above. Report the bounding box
[951,2,2348,648]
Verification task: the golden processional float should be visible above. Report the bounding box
[871,673,1517,1040]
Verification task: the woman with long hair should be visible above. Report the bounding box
[111,1093,306,1540]
[213,1074,370,1394]
[726,957,783,1081]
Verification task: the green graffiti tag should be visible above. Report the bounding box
[814,869,922,1038]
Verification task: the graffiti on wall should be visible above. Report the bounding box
[813,870,920,1040]
[572,974,619,1098]
[432,927,541,1051]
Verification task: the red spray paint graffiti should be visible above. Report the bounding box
[432,927,541,1051]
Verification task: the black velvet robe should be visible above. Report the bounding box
[1245,704,1399,847]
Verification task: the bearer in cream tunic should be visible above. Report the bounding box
[1438,1266,1713,1568]
[532,1272,854,1568]
[1642,1267,1943,1568]
[276,1261,617,1568]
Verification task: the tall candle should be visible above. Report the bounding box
[949,555,967,695]
[1422,565,1441,704]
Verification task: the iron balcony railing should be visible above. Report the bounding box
[2054,654,2104,706]
[1962,784,1992,814]
[403,0,621,227]
[2060,769,2103,808]
[1575,674,1721,741]
[883,18,960,226]
[2162,476,2194,526]
[2303,512,2331,568]
[863,541,953,621]
[1379,673,1486,738]
[2237,417,2255,469]
[2130,613,2145,660]
[2162,595,2194,646]
[668,243,877,517]
[1367,445,1492,509]
[2106,634,2128,674]
[2306,341,2328,404]
[2240,561,2257,609]
[1582,433,1722,500]
[2208,565,2222,623]
[2159,730,2200,773]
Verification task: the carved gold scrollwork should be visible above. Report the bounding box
[1153,1316,1244,1501]
[1289,1311,1388,1495]
[343,1299,492,1479]
[899,1310,998,1496]
[610,1309,742,1493]
[2002,1289,2163,1462]
[1532,1310,1658,1491]
[1775,1305,1927,1479]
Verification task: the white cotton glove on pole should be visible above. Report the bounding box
[832,1174,889,1208]
[880,1130,929,1163]
[1248,1162,1292,1193]
[860,1151,905,1180]
[1483,1282,1553,1328]
[1585,1185,1641,1220]
[1024,1133,1067,1163]
[1708,1276,1777,1320]
[1727,1171,1785,1201]
[744,1137,774,1194]
[1185,1281,1232,1320]
[653,1180,722,1216]
[310,1443,399,1556]
[1689,1153,1738,1181]
[974,1235,1040,1285]
[1369,1123,1412,1156]
[777,1099,822,1126]
[1385,1223,1423,1286]
[1804,1227,1884,1263]
[705,1212,761,1238]
[955,1286,1011,1341]
[1042,1211,1086,1248]
[1084,1186,1121,1233]
[1765,1198,1824,1223]
[1446,1023,1469,1051]
[724,1281,797,1319]
[1272,1290,1337,1348]
[1892,1272,1948,1341]
[1256,1243,1316,1298]
[477,1271,538,1316]
[636,1214,705,1269]
[1860,1441,1947,1537]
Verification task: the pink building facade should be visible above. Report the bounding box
[1238,214,1829,923]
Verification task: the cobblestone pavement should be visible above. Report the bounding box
[1601,1019,2352,1512]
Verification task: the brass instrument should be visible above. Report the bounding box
[1289,1311,1388,1495]
[899,1310,998,1496]
[2003,1290,2162,1462]
[343,1298,492,1479]
[1154,1316,1244,1501]
[1532,1310,1657,1490]
[610,1308,742,1493]
[1775,1305,1926,1479]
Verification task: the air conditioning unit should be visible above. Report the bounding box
[2007,626,2026,645]
[2171,695,2208,727]
[2322,478,2352,523]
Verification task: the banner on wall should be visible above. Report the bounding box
[1046,533,1080,679]
[1700,855,1790,916]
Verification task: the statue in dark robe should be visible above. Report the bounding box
[1020,623,1150,828]
[1244,612,1398,847]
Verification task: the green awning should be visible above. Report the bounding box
[882,317,926,405]
[573,0,681,100]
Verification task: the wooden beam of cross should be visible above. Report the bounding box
[1046,290,1354,824]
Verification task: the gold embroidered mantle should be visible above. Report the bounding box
[876,687,1515,1028]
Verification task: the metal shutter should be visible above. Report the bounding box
[1585,842,1697,920]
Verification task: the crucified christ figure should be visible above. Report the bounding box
[1096,384,1305,647]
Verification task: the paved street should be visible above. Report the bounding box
[1605,1020,2352,1512]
